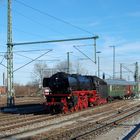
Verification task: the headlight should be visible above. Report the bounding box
[67,96,71,99]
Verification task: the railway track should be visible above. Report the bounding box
[33,101,140,140]
[72,106,140,140]
[0,100,139,140]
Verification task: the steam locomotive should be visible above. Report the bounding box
[43,72,136,113]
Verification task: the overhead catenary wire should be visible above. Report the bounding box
[0,3,64,39]
[0,56,5,64]
[0,3,46,38]
[0,63,7,68]
[12,9,66,36]
[15,53,60,62]
[13,49,52,72]
[13,48,53,53]
[73,45,96,64]
[0,48,53,53]
[12,26,46,38]
[15,0,94,35]
[15,53,34,60]
[0,56,6,68]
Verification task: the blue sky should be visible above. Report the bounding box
[0,0,140,85]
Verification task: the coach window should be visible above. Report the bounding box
[110,85,112,91]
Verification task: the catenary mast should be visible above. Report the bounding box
[7,0,14,106]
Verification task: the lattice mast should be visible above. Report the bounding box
[7,0,14,106]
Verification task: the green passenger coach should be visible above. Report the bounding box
[105,79,136,99]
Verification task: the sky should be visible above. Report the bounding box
[0,0,140,85]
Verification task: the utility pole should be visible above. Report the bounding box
[135,62,139,82]
[67,52,72,74]
[98,56,100,77]
[3,72,5,86]
[120,63,122,79]
[113,46,115,79]
[93,36,99,64]
[110,46,115,79]
[135,62,139,96]
[67,52,69,74]
[96,51,101,78]
[7,0,15,106]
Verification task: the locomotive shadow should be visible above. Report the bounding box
[0,104,48,115]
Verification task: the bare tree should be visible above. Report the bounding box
[32,61,49,85]
[73,59,89,75]
[54,60,88,75]
[54,61,72,73]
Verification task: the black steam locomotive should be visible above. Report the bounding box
[43,72,108,113]
[43,72,136,113]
